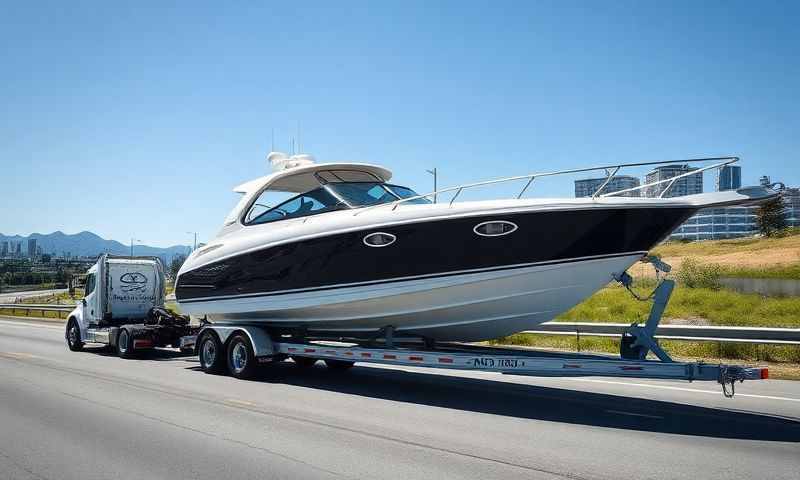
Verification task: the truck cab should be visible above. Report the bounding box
[66,254,192,357]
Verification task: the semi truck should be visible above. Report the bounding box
[65,254,196,358]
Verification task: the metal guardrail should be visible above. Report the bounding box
[525,322,800,345]
[0,303,74,319]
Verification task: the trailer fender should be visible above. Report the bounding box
[199,326,276,358]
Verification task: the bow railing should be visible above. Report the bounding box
[353,156,739,216]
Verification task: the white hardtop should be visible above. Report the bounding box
[232,162,392,195]
[222,156,393,230]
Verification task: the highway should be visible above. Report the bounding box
[0,316,798,480]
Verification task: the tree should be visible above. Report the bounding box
[169,254,187,279]
[756,196,787,237]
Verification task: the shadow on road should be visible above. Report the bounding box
[87,346,195,361]
[225,361,800,443]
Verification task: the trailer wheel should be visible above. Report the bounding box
[325,359,354,371]
[291,356,317,368]
[66,319,83,352]
[198,332,225,374]
[117,328,135,359]
[227,333,258,380]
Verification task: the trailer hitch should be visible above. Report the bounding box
[719,365,748,398]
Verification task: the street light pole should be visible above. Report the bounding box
[130,238,141,257]
[426,168,438,203]
[186,232,198,252]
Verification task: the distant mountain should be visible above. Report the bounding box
[0,231,190,261]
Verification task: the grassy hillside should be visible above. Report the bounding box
[651,229,800,276]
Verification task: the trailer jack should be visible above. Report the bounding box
[614,256,675,363]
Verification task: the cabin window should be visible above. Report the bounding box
[245,187,343,225]
[84,273,96,296]
[328,182,430,207]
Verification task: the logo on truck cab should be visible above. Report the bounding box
[119,272,148,292]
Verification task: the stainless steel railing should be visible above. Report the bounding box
[353,156,739,216]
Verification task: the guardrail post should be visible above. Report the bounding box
[576,329,581,352]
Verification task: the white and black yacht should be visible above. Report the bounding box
[175,153,775,342]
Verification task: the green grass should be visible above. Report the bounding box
[722,263,800,280]
[555,284,800,328]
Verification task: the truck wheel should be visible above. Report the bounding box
[198,332,225,374]
[325,359,354,371]
[117,328,135,359]
[291,356,317,368]
[226,333,258,380]
[66,319,83,352]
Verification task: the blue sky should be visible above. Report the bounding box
[1,1,798,247]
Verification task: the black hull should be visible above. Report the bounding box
[176,206,695,303]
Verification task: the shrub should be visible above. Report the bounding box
[676,257,722,289]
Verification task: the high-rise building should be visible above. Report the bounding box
[574,175,641,197]
[783,187,800,228]
[669,206,759,241]
[644,165,703,198]
[0,241,8,257]
[15,242,22,256]
[27,238,38,258]
[716,165,742,191]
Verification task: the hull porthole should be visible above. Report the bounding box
[474,220,518,237]
[363,232,396,247]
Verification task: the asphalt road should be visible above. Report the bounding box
[1,316,798,480]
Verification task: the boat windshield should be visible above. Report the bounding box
[328,182,431,207]
[244,182,429,226]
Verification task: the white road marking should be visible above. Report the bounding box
[0,352,40,360]
[225,399,259,408]
[604,409,664,419]
[568,378,800,403]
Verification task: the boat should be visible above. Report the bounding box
[175,154,777,342]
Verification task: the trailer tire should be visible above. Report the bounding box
[226,333,258,380]
[117,328,135,359]
[198,332,225,374]
[66,319,83,352]
[325,359,354,371]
